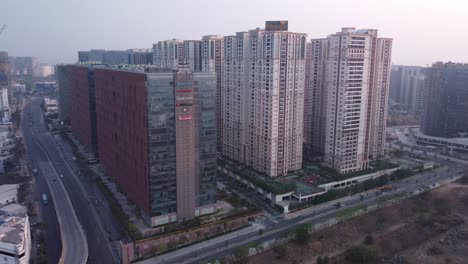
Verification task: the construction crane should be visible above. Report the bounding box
[0,24,6,36]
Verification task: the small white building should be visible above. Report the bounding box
[0,89,10,123]
[43,97,58,116]
[0,204,31,264]
[0,185,18,206]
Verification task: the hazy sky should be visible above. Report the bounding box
[1,0,467,66]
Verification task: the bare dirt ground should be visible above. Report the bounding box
[248,181,468,264]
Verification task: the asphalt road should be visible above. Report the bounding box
[140,158,464,264]
[52,132,128,262]
[21,106,61,264]
[23,98,122,263]
[22,99,88,264]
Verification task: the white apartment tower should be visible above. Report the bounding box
[152,39,184,69]
[201,35,224,151]
[305,28,392,174]
[183,40,202,72]
[222,22,306,177]
[304,39,329,157]
[368,37,392,159]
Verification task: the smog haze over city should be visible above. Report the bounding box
[2,1,468,264]
[1,0,468,65]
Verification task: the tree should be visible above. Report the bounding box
[155,242,167,253]
[294,223,311,243]
[434,197,450,215]
[234,247,249,263]
[272,244,287,259]
[345,246,378,263]
[364,235,374,245]
[317,256,330,264]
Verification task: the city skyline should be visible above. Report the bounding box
[1,0,467,66]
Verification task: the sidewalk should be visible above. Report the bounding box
[285,165,447,220]
[64,132,151,233]
[138,222,264,264]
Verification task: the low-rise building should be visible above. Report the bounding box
[43,97,58,116]
[0,204,31,264]
[0,185,18,206]
[0,126,15,173]
[34,82,57,94]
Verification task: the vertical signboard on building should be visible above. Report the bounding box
[174,65,197,221]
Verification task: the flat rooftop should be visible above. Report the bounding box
[0,204,28,246]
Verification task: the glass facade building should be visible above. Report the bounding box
[421,62,468,138]
[94,65,217,227]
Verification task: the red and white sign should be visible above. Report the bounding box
[178,115,192,120]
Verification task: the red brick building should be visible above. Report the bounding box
[94,68,150,217]
[67,65,98,153]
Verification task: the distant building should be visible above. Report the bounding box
[78,49,153,65]
[8,56,38,76]
[152,39,184,70]
[304,28,392,173]
[87,49,105,63]
[222,22,306,177]
[77,51,89,62]
[421,62,468,138]
[389,65,426,113]
[127,49,153,65]
[0,52,8,87]
[77,49,106,63]
[34,82,57,93]
[0,127,15,172]
[0,203,31,264]
[0,88,9,123]
[67,65,98,154]
[102,50,128,65]
[10,84,26,94]
[182,41,202,72]
[33,64,54,77]
[93,65,217,226]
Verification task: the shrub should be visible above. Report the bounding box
[294,223,311,243]
[317,256,330,264]
[364,235,374,245]
[272,244,287,259]
[345,246,378,263]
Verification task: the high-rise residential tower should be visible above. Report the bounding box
[152,39,184,70]
[305,28,392,173]
[94,65,217,226]
[389,65,426,113]
[303,39,328,157]
[183,40,202,72]
[421,62,468,138]
[222,21,306,177]
[201,35,224,151]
